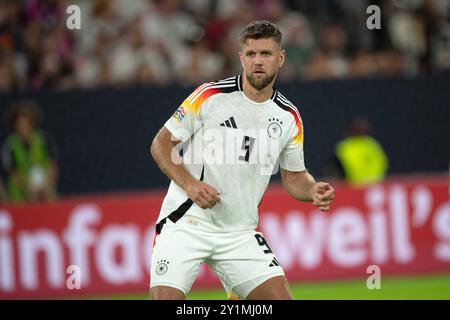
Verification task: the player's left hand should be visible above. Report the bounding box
[311,182,335,212]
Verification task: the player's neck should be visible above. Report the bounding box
[242,77,274,103]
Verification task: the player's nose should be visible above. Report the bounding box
[254,55,263,65]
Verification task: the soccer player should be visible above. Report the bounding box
[150,20,335,300]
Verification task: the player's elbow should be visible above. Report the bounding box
[150,127,181,162]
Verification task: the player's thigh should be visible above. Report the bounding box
[150,223,209,295]
[210,231,286,299]
[150,285,185,300]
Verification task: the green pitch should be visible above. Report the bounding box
[93,273,450,300]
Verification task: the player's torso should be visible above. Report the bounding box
[177,91,293,232]
[199,91,292,166]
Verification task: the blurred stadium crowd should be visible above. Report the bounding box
[0,0,449,93]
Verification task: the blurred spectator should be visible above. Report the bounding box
[0,0,25,92]
[0,0,449,92]
[349,49,406,78]
[324,117,389,187]
[278,12,315,80]
[1,99,59,202]
[0,50,15,92]
[387,0,428,75]
[179,37,225,85]
[429,0,450,70]
[141,0,204,79]
[305,22,350,80]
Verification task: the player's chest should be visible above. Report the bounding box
[202,100,289,144]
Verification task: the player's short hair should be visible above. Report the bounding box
[4,99,42,132]
[239,20,282,45]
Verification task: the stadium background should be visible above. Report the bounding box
[0,0,449,299]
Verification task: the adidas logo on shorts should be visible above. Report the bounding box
[269,258,280,267]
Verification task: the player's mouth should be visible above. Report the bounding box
[253,70,265,75]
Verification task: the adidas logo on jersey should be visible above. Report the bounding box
[220,117,237,129]
[269,258,280,267]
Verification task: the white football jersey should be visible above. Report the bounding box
[156,75,305,233]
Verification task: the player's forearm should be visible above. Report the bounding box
[150,135,196,191]
[281,169,316,202]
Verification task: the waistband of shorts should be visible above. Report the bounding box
[161,214,256,236]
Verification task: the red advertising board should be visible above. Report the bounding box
[0,176,449,298]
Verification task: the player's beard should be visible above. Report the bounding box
[246,71,277,91]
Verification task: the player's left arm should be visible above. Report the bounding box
[281,169,335,212]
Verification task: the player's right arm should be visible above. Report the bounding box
[150,83,222,209]
[150,127,221,209]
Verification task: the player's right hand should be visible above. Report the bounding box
[186,181,221,209]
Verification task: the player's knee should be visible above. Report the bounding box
[150,285,185,300]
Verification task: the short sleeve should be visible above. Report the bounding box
[279,117,306,172]
[164,84,209,142]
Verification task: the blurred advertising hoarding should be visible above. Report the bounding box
[0,176,449,298]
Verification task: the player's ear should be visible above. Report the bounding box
[239,40,247,62]
[279,49,286,68]
[239,51,245,68]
